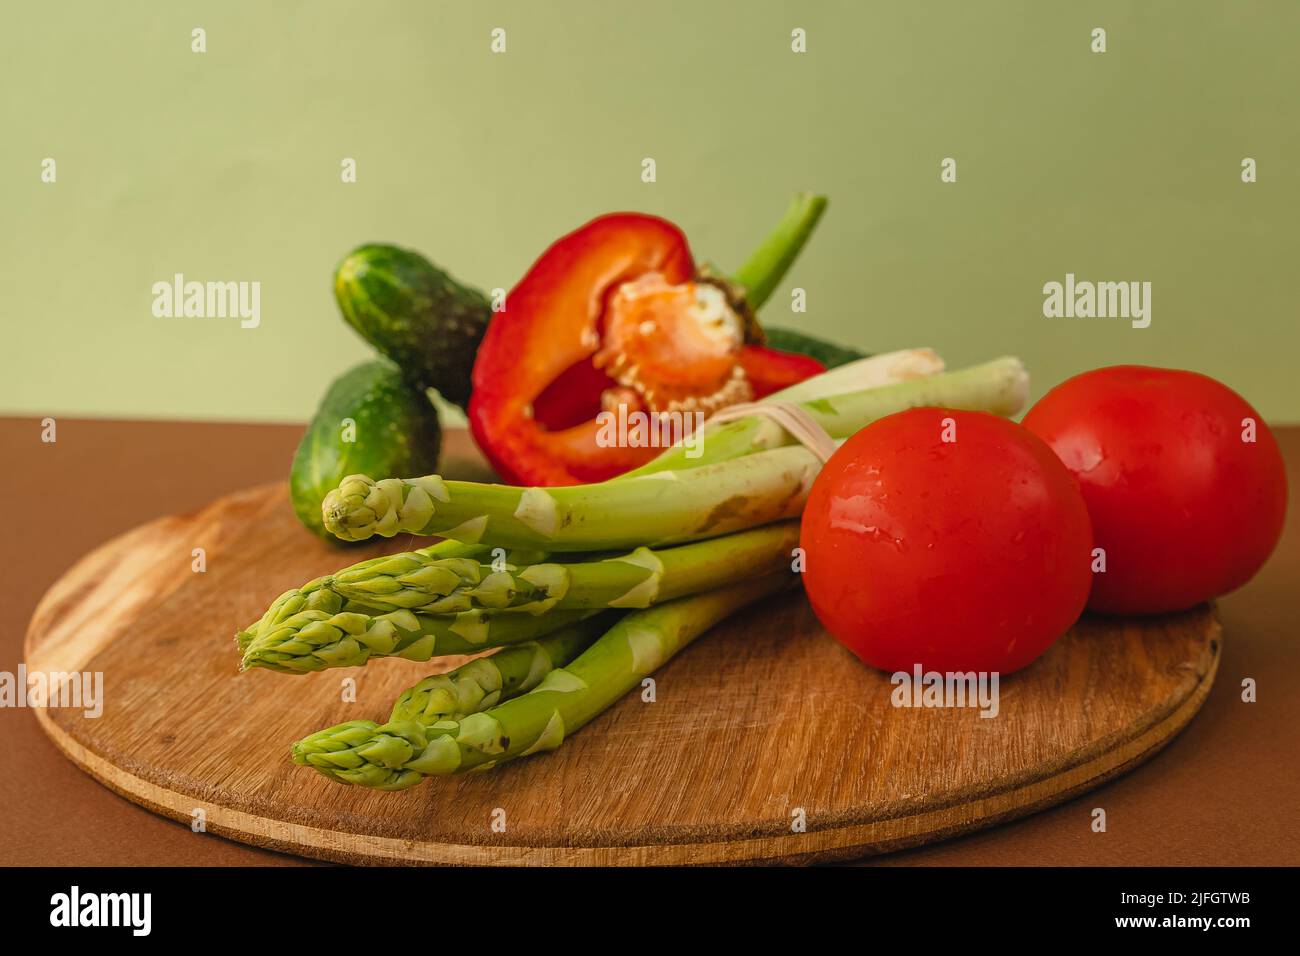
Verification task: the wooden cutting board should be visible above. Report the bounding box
[25,482,1220,866]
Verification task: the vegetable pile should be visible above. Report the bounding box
[245,354,1031,788]
[263,193,1286,793]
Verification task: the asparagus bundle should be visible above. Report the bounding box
[241,361,1024,681]
[249,352,1030,788]
[292,574,793,789]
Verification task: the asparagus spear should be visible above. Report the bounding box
[388,617,609,722]
[326,521,801,614]
[322,441,819,550]
[291,573,795,788]
[240,584,595,674]
[292,618,612,789]
[235,537,493,657]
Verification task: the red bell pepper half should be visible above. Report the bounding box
[470,198,828,485]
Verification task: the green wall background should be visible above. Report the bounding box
[3,0,1297,423]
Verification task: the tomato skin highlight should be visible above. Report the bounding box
[800,409,1093,675]
[1022,365,1288,615]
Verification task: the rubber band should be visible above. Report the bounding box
[705,400,839,462]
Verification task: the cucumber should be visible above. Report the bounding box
[290,360,443,541]
[762,326,868,370]
[334,244,490,409]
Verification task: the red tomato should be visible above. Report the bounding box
[1022,366,1287,614]
[800,408,1093,674]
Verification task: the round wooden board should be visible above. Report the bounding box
[25,482,1220,866]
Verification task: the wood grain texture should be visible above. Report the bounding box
[24,482,1220,865]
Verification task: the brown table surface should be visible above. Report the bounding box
[1,416,1296,867]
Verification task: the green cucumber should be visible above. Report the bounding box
[334,244,490,409]
[762,326,868,369]
[291,360,443,541]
